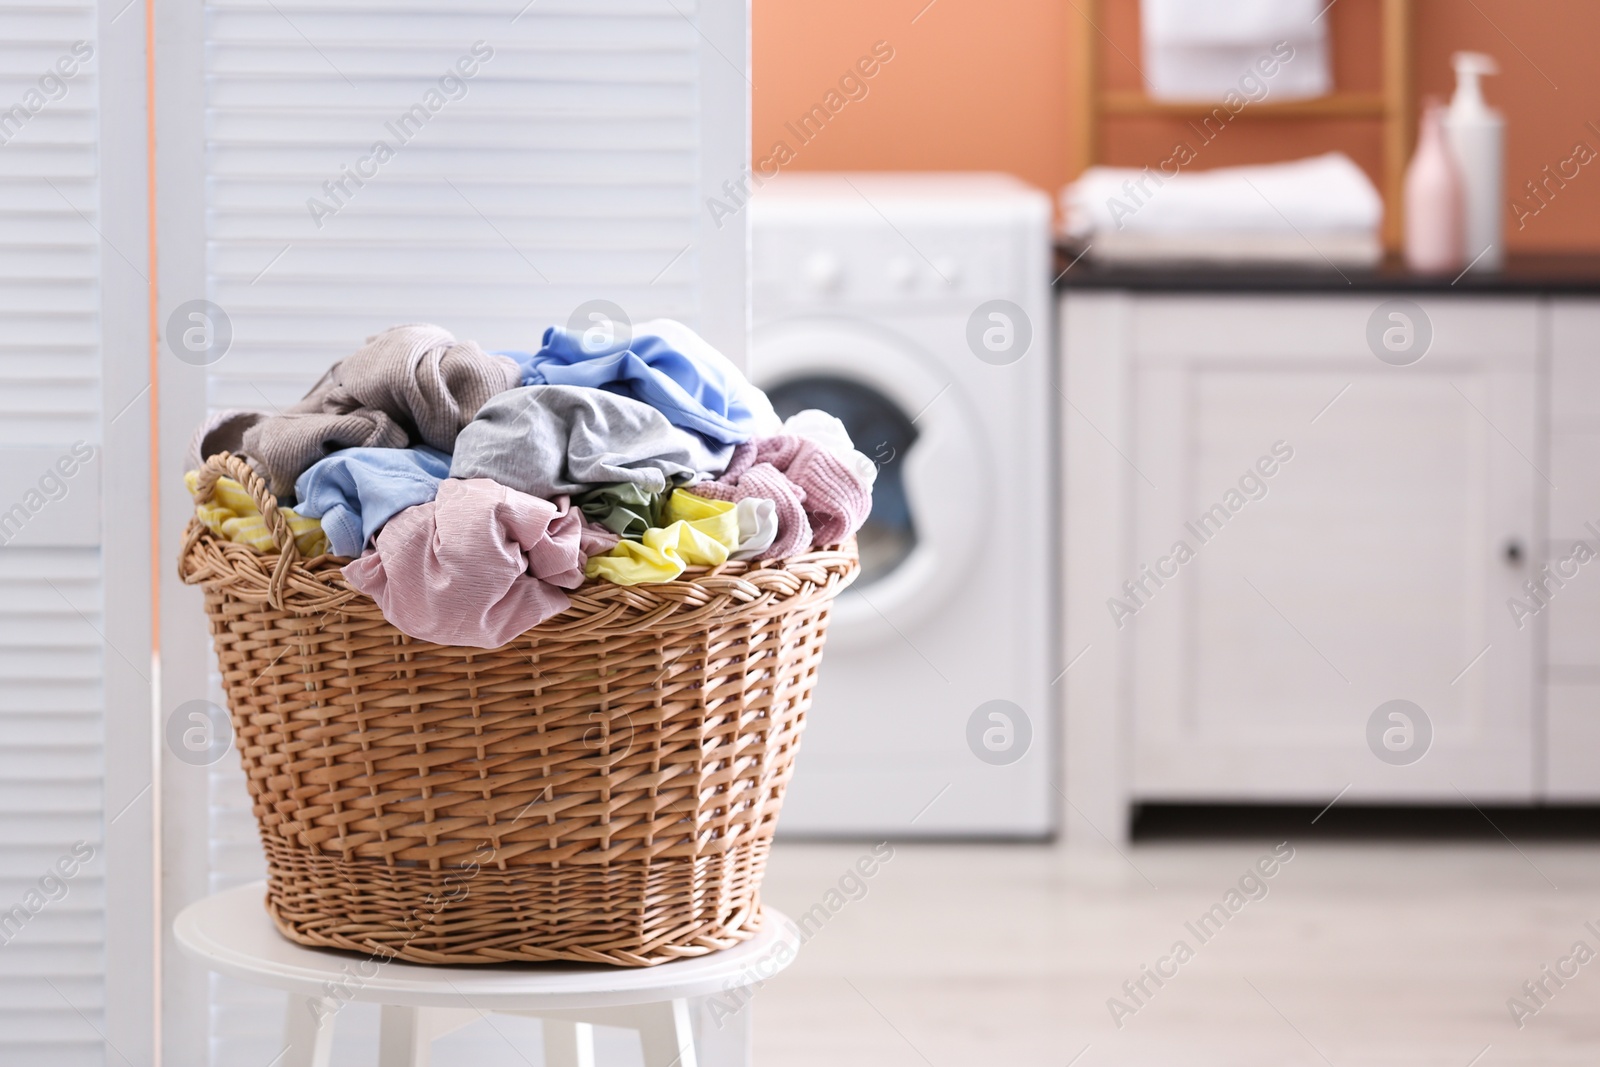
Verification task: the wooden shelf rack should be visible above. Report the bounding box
[1072,0,1415,249]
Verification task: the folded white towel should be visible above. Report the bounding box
[1141,0,1330,101]
[1081,230,1383,268]
[1063,152,1383,239]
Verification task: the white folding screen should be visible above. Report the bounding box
[0,9,107,1061]
[207,0,749,412]
[156,2,750,1061]
[0,1,153,1065]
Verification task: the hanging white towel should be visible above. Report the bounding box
[1140,0,1331,101]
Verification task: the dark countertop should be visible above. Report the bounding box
[1052,244,1600,295]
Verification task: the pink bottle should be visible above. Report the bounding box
[1404,99,1466,273]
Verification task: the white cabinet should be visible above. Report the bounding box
[1546,300,1600,799]
[1062,292,1550,834]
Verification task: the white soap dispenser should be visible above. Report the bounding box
[1444,51,1504,271]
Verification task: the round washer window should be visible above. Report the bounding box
[766,375,917,590]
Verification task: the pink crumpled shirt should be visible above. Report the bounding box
[342,477,616,648]
[693,435,872,559]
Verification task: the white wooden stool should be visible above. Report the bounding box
[174,882,799,1067]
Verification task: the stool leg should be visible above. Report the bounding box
[377,1006,479,1067]
[281,996,337,1067]
[636,998,698,1067]
[542,1019,597,1067]
[378,1004,430,1067]
[691,993,752,1067]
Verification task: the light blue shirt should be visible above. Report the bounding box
[293,445,453,557]
[498,319,775,446]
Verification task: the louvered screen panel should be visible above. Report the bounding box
[198,2,737,1060]
[0,2,106,1064]
[205,0,711,412]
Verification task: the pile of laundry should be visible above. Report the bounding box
[185,320,875,648]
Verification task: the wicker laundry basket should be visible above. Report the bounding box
[178,452,857,966]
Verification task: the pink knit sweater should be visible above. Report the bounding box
[693,435,872,559]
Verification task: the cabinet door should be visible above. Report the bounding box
[1126,297,1540,801]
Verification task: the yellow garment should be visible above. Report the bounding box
[185,470,329,557]
[585,490,740,585]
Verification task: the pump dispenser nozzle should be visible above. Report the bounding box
[1450,52,1500,114]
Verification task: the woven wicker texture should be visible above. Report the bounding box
[179,453,857,965]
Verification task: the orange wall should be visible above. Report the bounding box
[753,0,1600,252]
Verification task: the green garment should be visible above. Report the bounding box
[575,482,666,540]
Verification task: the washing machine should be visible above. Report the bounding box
[750,173,1055,837]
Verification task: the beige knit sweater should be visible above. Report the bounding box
[231,323,520,498]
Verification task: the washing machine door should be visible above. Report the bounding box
[751,321,986,643]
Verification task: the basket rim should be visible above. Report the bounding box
[178,453,859,635]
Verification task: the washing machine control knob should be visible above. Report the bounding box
[801,252,844,294]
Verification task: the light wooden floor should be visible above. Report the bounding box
[752,839,1600,1066]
